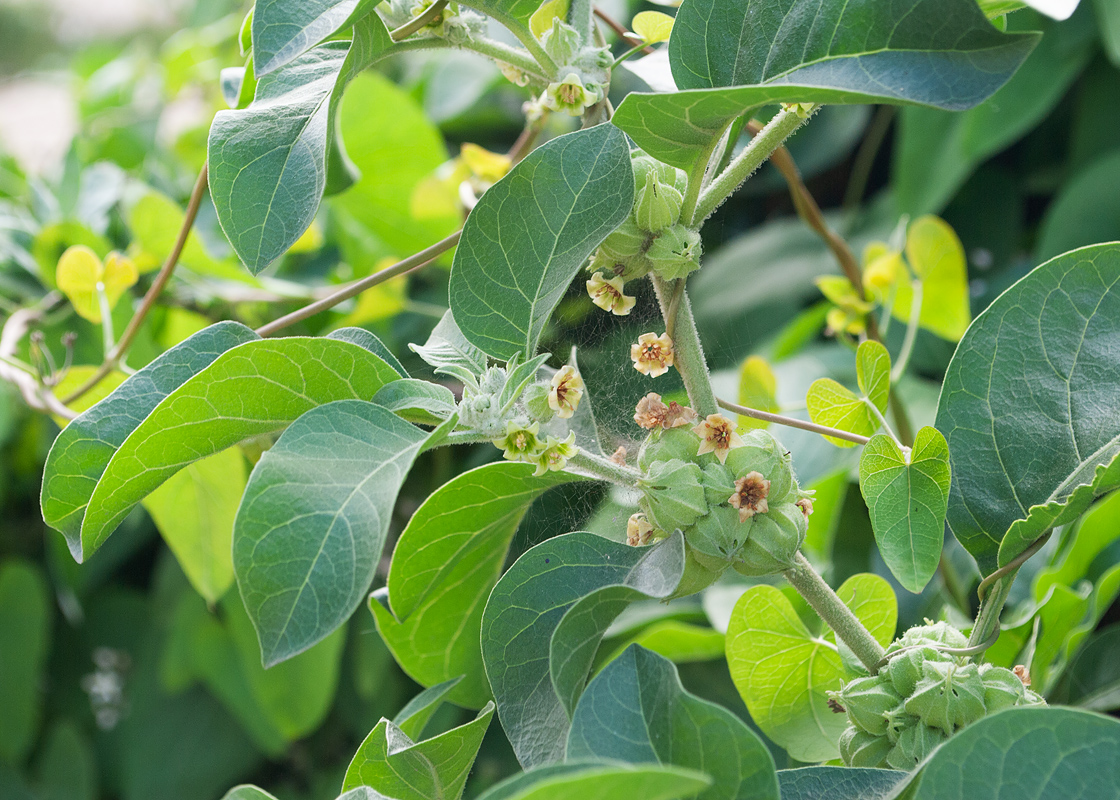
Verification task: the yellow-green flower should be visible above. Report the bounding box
[493,421,544,463]
[587,271,636,316]
[543,72,601,116]
[548,365,584,419]
[533,432,577,476]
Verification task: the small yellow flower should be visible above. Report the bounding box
[492,421,544,463]
[692,413,743,464]
[728,471,770,522]
[626,513,654,547]
[586,272,636,316]
[548,365,584,419]
[533,432,577,476]
[631,332,674,377]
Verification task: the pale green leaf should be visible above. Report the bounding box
[251,0,379,77]
[856,340,891,415]
[806,379,877,448]
[128,191,253,282]
[737,355,778,430]
[632,11,673,44]
[529,0,569,38]
[409,309,488,383]
[891,216,970,342]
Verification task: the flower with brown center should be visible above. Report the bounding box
[634,392,669,429]
[631,332,674,377]
[728,471,770,522]
[692,413,743,463]
[548,365,584,419]
[586,272,636,316]
[626,513,654,547]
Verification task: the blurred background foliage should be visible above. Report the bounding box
[1,0,1120,798]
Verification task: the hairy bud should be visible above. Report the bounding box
[639,458,708,532]
[634,171,684,233]
[647,223,703,280]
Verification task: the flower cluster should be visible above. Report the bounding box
[492,422,578,477]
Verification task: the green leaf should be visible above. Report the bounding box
[597,620,725,667]
[127,191,253,282]
[142,447,247,604]
[222,789,280,800]
[737,355,778,430]
[859,427,951,594]
[567,645,779,800]
[725,575,896,762]
[480,531,685,767]
[457,0,541,28]
[79,334,400,564]
[614,0,1037,170]
[252,0,378,77]
[806,379,878,448]
[391,677,463,741]
[891,216,971,342]
[1037,150,1120,262]
[529,0,569,38]
[209,15,394,272]
[235,400,435,666]
[409,309,489,383]
[778,767,904,800]
[935,243,1120,574]
[475,762,712,800]
[373,463,587,708]
[0,560,52,765]
[41,321,259,561]
[856,340,891,414]
[892,707,1120,799]
[340,704,494,800]
[372,379,457,425]
[33,722,96,800]
[450,124,634,360]
[1096,0,1120,65]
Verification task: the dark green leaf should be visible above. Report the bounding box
[859,427,951,594]
[41,321,258,561]
[252,0,378,77]
[935,243,1120,574]
[567,645,779,800]
[450,124,634,360]
[235,400,435,665]
[0,560,51,764]
[373,463,587,708]
[33,722,96,800]
[475,762,712,800]
[480,531,685,767]
[1037,150,1120,262]
[778,767,905,800]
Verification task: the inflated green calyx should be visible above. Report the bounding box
[732,501,806,576]
[646,223,702,281]
[639,458,708,532]
[635,171,684,234]
[638,426,701,471]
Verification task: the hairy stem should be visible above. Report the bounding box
[63,165,209,404]
[571,0,593,40]
[461,36,550,82]
[784,551,886,673]
[717,398,871,446]
[390,0,449,40]
[681,121,733,228]
[569,448,641,486]
[651,275,718,418]
[693,108,809,225]
[256,230,462,337]
[967,532,1053,651]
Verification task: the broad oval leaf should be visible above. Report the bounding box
[859,427,951,594]
[778,767,905,800]
[449,124,634,360]
[79,335,401,561]
[726,575,896,762]
[891,707,1120,799]
[567,645,779,800]
[475,762,712,800]
[252,0,378,77]
[372,462,588,708]
[806,379,877,447]
[235,400,436,665]
[935,242,1120,574]
[480,531,685,767]
[41,321,259,561]
[341,702,494,800]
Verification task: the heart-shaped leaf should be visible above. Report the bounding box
[567,645,779,800]
[859,427,951,594]
[450,124,634,360]
[935,242,1120,574]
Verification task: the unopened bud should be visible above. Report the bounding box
[634,171,683,233]
[647,223,702,280]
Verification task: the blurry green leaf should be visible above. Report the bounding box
[31,221,111,289]
[128,191,253,282]
[891,216,970,341]
[341,703,494,799]
[893,10,1094,215]
[567,646,778,800]
[43,323,258,561]
[802,469,849,561]
[725,575,896,762]
[373,463,586,708]
[450,124,633,360]
[737,355,778,430]
[598,620,725,667]
[936,243,1120,574]
[0,559,51,765]
[859,427,950,594]
[475,762,711,800]
[391,677,463,741]
[33,722,96,800]
[51,366,128,424]
[77,334,398,561]
[1037,150,1120,262]
[235,401,435,666]
[1096,0,1120,65]
[1055,624,1120,711]
[529,0,569,38]
[55,246,137,324]
[480,531,685,766]
[458,0,541,28]
[893,707,1120,799]
[777,767,904,800]
[142,447,246,604]
[252,0,379,76]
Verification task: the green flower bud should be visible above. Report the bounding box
[725,430,797,504]
[904,659,987,735]
[687,505,748,566]
[700,462,735,506]
[839,727,893,768]
[589,246,650,282]
[637,426,700,472]
[837,676,903,737]
[524,383,555,423]
[599,217,653,265]
[632,152,687,195]
[892,620,969,651]
[639,458,708,532]
[540,17,581,65]
[667,543,725,600]
[478,366,507,395]
[733,501,806,576]
[647,224,702,281]
[980,665,1027,713]
[634,171,684,234]
[885,718,945,770]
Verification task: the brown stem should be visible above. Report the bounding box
[255,231,462,337]
[593,7,654,55]
[62,165,209,404]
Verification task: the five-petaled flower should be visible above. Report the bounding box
[728,471,770,522]
[549,365,584,419]
[586,272,636,316]
[631,332,674,377]
[543,72,601,116]
[692,413,743,463]
[626,513,654,547]
[534,432,577,476]
[492,421,543,463]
